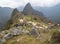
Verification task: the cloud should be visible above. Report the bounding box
[30,0,60,7]
[0,0,29,8]
[0,0,18,8]
[0,0,60,8]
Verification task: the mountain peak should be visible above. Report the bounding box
[10,8,23,24]
[26,3,31,7]
[22,3,44,17]
[22,3,33,15]
[13,8,19,13]
[24,3,32,9]
[23,3,33,12]
[12,8,19,17]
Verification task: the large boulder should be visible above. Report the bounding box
[30,27,40,37]
[11,28,22,36]
[4,33,13,40]
[22,29,29,34]
[0,38,6,44]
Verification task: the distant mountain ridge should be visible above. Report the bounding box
[10,8,24,23]
[18,3,60,24]
[0,3,60,28]
[34,4,60,24]
[0,7,13,27]
[9,3,45,24]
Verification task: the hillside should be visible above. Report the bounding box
[22,3,44,18]
[0,3,60,44]
[0,7,13,28]
[34,4,60,24]
[18,4,60,24]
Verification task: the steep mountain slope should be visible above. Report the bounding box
[0,4,60,44]
[18,4,60,24]
[22,3,44,18]
[1,8,60,44]
[10,8,24,23]
[0,7,13,27]
[1,3,55,30]
[34,4,60,24]
[1,8,24,30]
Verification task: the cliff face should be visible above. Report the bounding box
[22,3,33,15]
[10,8,24,23]
[0,7,13,28]
[22,3,44,17]
[1,8,24,30]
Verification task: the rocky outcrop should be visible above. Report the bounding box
[30,27,40,37]
[0,27,29,44]
[22,3,44,18]
[10,8,24,23]
[0,38,6,44]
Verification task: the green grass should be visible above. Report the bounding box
[1,15,60,44]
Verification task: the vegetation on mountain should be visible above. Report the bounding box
[0,3,60,44]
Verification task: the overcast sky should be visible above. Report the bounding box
[0,0,60,8]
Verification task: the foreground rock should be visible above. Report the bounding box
[30,27,40,37]
[50,31,60,44]
[0,38,6,44]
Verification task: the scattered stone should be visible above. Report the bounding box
[16,39,20,42]
[22,29,29,34]
[0,31,5,35]
[0,38,6,44]
[12,29,22,36]
[57,24,60,26]
[4,33,13,40]
[14,23,21,27]
[30,27,40,37]
[18,19,24,23]
[27,21,37,26]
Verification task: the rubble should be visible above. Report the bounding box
[0,18,56,44]
[22,29,29,34]
[0,38,6,44]
[4,33,13,40]
[30,27,40,37]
